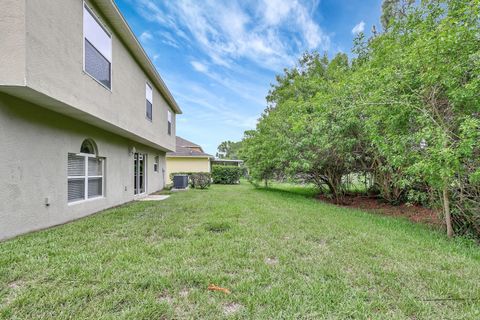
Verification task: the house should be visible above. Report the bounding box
[211,159,244,167]
[166,137,213,184]
[0,0,182,240]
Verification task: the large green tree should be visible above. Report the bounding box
[241,0,480,238]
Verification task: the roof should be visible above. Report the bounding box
[94,0,182,114]
[212,159,244,163]
[167,136,213,158]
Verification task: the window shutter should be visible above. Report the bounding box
[88,178,102,198]
[68,179,85,202]
[68,154,85,176]
[68,153,104,202]
[88,157,102,176]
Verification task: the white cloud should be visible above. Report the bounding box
[352,21,365,34]
[162,74,261,131]
[191,61,209,73]
[135,0,330,71]
[139,31,153,42]
[158,31,180,49]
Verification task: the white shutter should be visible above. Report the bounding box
[88,178,102,198]
[68,154,85,176]
[68,153,104,202]
[88,157,102,177]
[68,179,85,202]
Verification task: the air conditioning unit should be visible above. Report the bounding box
[173,174,189,189]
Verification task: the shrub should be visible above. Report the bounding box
[190,173,211,189]
[212,165,243,184]
[170,172,211,189]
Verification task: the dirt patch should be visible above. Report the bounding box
[4,280,25,305]
[318,194,441,226]
[265,257,279,265]
[179,288,190,298]
[305,235,328,247]
[8,280,24,290]
[223,302,243,316]
[157,291,173,305]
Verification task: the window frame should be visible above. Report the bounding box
[153,155,159,172]
[167,110,172,135]
[146,82,153,122]
[68,152,105,205]
[83,1,113,91]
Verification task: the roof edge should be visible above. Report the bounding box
[167,155,213,159]
[95,0,182,114]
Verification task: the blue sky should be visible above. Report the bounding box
[115,0,382,155]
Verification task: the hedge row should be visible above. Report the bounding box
[211,165,243,184]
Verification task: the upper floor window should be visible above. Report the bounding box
[167,111,172,135]
[83,4,112,89]
[146,83,153,121]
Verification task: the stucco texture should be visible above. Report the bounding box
[1,0,177,152]
[0,93,167,240]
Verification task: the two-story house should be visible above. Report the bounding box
[0,0,182,240]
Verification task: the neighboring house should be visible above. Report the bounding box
[211,159,244,167]
[166,137,213,184]
[0,0,182,240]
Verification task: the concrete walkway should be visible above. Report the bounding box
[137,195,170,201]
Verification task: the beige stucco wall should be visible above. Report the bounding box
[0,0,176,152]
[0,0,26,86]
[0,93,167,241]
[166,157,211,184]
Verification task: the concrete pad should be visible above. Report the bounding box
[171,187,189,192]
[137,195,170,201]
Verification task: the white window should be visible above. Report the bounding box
[154,155,159,172]
[167,111,172,135]
[146,83,153,121]
[83,3,112,89]
[68,140,104,203]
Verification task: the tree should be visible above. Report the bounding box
[216,140,242,159]
[241,0,480,238]
[380,0,415,30]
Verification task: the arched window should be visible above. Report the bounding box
[68,139,104,203]
[80,139,97,155]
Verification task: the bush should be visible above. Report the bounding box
[170,172,211,189]
[212,166,243,184]
[190,173,211,189]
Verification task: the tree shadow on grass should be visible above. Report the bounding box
[253,184,319,199]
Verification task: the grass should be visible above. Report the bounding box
[1,182,480,319]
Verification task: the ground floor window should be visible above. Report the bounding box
[134,153,147,195]
[68,140,104,203]
[154,155,159,172]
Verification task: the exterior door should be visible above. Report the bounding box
[134,153,146,195]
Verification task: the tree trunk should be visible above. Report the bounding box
[443,186,453,238]
[264,179,268,188]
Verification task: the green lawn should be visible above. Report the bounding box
[1,183,479,319]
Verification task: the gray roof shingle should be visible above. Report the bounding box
[167,136,213,158]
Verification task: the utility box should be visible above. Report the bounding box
[173,174,189,189]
